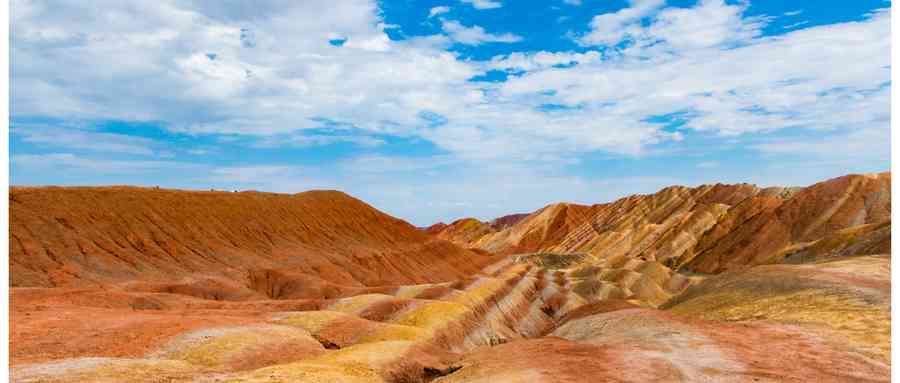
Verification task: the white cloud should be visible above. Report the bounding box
[460,0,502,10]
[12,0,478,136]
[506,5,889,148]
[209,165,336,191]
[252,133,386,148]
[577,0,771,52]
[429,6,451,18]
[643,0,769,51]
[753,126,889,162]
[489,51,601,72]
[784,10,803,16]
[210,165,291,183]
[562,0,582,5]
[11,153,191,174]
[783,21,809,29]
[11,123,159,155]
[11,0,889,162]
[339,154,456,174]
[187,148,211,155]
[441,20,522,45]
[577,0,665,46]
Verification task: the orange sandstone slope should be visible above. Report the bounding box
[430,172,890,273]
[10,186,491,290]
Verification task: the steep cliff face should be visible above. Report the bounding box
[10,187,491,290]
[429,172,890,273]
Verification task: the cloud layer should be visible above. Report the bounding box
[10,0,891,224]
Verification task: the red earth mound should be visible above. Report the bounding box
[10,187,492,293]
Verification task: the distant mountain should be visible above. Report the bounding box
[427,172,890,273]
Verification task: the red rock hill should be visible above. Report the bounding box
[10,187,490,291]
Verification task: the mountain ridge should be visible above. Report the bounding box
[427,172,890,273]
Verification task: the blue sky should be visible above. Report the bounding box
[10,0,891,226]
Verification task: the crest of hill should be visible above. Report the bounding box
[10,186,491,290]
[429,172,890,273]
